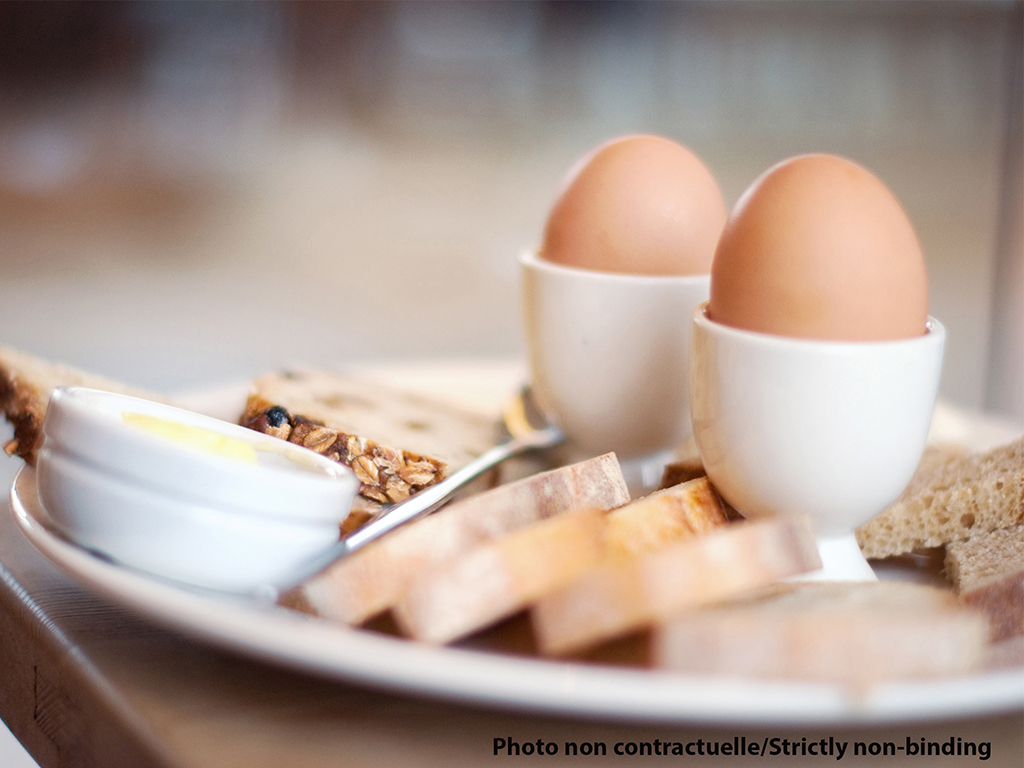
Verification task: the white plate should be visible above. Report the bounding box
[10,466,1023,725]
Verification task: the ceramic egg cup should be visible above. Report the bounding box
[520,250,710,493]
[36,387,358,593]
[690,303,945,580]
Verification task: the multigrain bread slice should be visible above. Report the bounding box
[296,453,630,625]
[652,581,988,687]
[945,525,1023,641]
[240,368,500,507]
[0,346,169,464]
[856,438,1023,559]
[392,477,728,644]
[531,516,821,656]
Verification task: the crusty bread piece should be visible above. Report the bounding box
[297,453,630,625]
[856,438,1023,559]
[0,346,169,464]
[652,581,988,687]
[240,368,501,506]
[945,525,1023,641]
[394,507,608,644]
[392,477,728,644]
[605,476,727,560]
[532,516,820,656]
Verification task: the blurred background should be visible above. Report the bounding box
[0,0,1020,423]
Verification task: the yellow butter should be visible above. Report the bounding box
[123,412,258,464]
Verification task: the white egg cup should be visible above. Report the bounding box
[520,250,710,493]
[35,387,358,593]
[690,303,945,581]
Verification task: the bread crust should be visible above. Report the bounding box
[0,346,165,464]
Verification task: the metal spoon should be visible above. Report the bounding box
[267,386,564,596]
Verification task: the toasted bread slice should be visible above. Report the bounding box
[856,438,1023,559]
[532,516,821,656]
[394,507,608,644]
[652,581,988,687]
[945,525,1023,641]
[0,346,169,464]
[606,476,727,560]
[297,453,629,625]
[392,477,729,644]
[240,368,501,506]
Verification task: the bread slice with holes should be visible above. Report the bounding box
[392,476,728,644]
[856,438,1023,559]
[532,516,821,656]
[240,369,501,509]
[945,524,1023,641]
[0,346,170,465]
[652,581,988,687]
[297,453,630,625]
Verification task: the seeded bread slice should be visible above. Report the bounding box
[0,346,169,465]
[856,438,1024,559]
[240,368,501,506]
[945,525,1023,641]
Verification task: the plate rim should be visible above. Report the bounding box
[10,466,1023,726]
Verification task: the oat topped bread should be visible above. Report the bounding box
[240,368,500,505]
[0,346,168,465]
[856,438,1024,559]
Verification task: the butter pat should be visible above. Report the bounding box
[123,412,258,464]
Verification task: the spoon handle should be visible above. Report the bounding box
[279,425,563,591]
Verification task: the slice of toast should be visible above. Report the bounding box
[392,477,729,644]
[856,438,1023,559]
[532,516,821,656]
[652,581,988,687]
[945,525,1023,641]
[240,368,501,506]
[0,346,169,464]
[393,507,608,644]
[296,453,630,625]
[605,476,727,560]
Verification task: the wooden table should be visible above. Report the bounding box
[1,458,1022,768]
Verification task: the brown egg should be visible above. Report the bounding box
[540,135,727,276]
[710,154,928,341]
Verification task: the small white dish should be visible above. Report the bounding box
[35,387,358,593]
[690,304,945,580]
[520,250,709,489]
